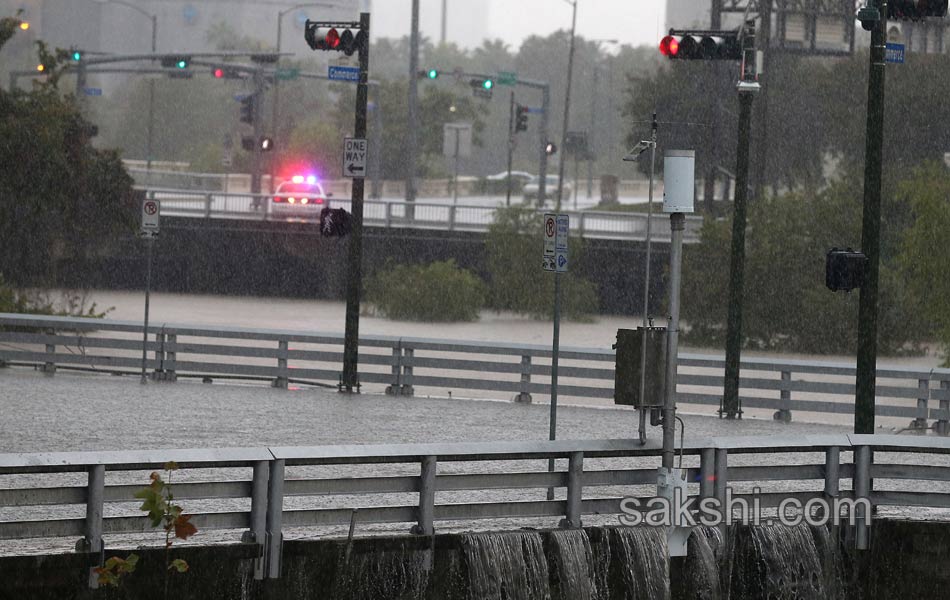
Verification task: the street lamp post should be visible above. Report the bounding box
[94,0,157,184]
[271,2,340,194]
[586,40,617,203]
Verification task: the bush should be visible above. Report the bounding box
[366,260,485,322]
[486,207,598,321]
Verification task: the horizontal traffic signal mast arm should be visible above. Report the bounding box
[67,51,291,67]
[421,69,549,90]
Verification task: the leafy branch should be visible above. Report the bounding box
[95,462,198,593]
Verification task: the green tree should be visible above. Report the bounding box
[682,170,926,355]
[0,26,135,286]
[486,207,597,320]
[898,162,950,364]
[366,260,486,322]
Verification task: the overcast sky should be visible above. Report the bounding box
[370,0,668,50]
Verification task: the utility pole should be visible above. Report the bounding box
[587,66,597,202]
[538,83,550,206]
[721,22,759,419]
[342,12,371,393]
[441,0,447,45]
[406,0,420,213]
[250,69,264,196]
[855,1,888,434]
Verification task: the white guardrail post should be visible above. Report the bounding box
[81,464,105,589]
[204,193,212,218]
[264,459,285,579]
[165,334,177,382]
[914,378,929,430]
[42,343,56,374]
[274,340,288,389]
[854,445,871,550]
[514,355,532,403]
[938,380,950,436]
[561,451,584,528]
[412,455,437,536]
[402,346,415,396]
[247,460,269,580]
[775,370,792,423]
[387,342,403,396]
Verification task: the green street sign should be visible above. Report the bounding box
[497,71,517,86]
[276,67,300,80]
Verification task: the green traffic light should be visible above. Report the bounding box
[427,69,438,79]
[71,51,81,61]
[176,60,188,69]
[482,79,493,90]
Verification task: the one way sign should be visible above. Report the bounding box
[342,137,367,179]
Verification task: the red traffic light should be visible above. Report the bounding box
[660,35,680,57]
[325,28,340,49]
[213,68,225,78]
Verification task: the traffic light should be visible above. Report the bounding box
[826,248,868,292]
[470,78,493,98]
[423,68,439,79]
[70,48,82,62]
[212,66,243,79]
[35,63,45,72]
[304,22,368,56]
[889,0,949,19]
[545,141,557,155]
[239,94,257,125]
[660,30,742,60]
[18,20,29,30]
[161,55,191,69]
[260,137,274,152]
[515,104,529,132]
[320,207,352,237]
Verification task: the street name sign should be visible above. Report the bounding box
[885,43,905,64]
[82,87,102,96]
[342,137,367,178]
[141,199,160,238]
[328,65,360,82]
[498,71,517,86]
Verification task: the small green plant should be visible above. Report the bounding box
[366,260,486,322]
[95,462,197,593]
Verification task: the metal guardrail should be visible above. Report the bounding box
[0,435,949,580]
[1,313,948,429]
[141,187,704,243]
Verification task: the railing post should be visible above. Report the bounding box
[152,332,164,380]
[513,355,532,403]
[273,340,288,389]
[714,448,728,511]
[774,370,792,422]
[448,206,456,231]
[402,347,415,396]
[82,464,105,589]
[385,201,393,227]
[412,455,437,536]
[912,378,929,431]
[937,380,950,436]
[387,344,403,396]
[41,343,56,374]
[164,334,177,382]
[247,460,269,580]
[204,193,212,218]
[699,448,715,500]
[560,451,583,528]
[854,445,871,550]
[578,212,586,237]
[264,459,285,579]
[824,446,840,499]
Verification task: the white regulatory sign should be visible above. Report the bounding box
[343,137,368,179]
[542,213,568,272]
[141,199,160,238]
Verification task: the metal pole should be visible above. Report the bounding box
[573,153,579,210]
[506,90,515,206]
[341,12,370,392]
[538,84,550,206]
[250,69,264,196]
[140,237,154,384]
[406,0,420,211]
[371,96,383,199]
[637,114,658,444]
[440,0,447,45]
[452,129,460,205]
[146,14,156,187]
[856,2,888,435]
[554,0,578,212]
[269,14,283,196]
[722,26,759,419]
[587,67,596,202]
[663,213,685,469]
[547,269,562,500]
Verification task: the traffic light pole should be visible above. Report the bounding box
[855,3,888,434]
[554,0,578,211]
[721,24,759,420]
[341,12,370,393]
[250,69,264,197]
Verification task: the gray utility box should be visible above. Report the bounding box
[614,327,667,408]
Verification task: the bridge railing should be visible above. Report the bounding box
[1,313,948,430]
[1,435,949,581]
[142,188,703,243]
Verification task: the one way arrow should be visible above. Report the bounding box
[347,163,365,175]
